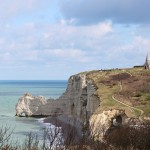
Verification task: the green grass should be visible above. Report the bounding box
[134,109,141,117]
[86,68,148,117]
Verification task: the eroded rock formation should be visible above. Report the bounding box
[16,73,100,124]
[89,109,127,139]
[16,93,47,117]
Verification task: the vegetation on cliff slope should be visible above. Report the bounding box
[1,121,150,150]
[86,67,150,117]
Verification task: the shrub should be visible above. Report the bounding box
[104,125,150,150]
[134,92,142,97]
[140,83,150,93]
[2,120,150,149]
[146,94,150,101]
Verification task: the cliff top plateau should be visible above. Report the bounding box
[86,67,150,118]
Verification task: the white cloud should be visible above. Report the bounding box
[0,21,114,71]
[0,0,150,79]
[43,48,90,63]
[39,22,113,51]
[0,0,36,20]
[0,20,147,68]
[0,16,150,79]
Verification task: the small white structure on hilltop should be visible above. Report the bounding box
[144,52,150,70]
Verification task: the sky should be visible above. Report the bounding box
[0,0,150,80]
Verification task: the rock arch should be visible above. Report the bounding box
[113,115,122,126]
[20,112,28,117]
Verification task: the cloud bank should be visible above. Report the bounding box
[61,0,150,25]
[0,0,150,79]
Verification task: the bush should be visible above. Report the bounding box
[134,92,142,97]
[104,125,150,150]
[146,94,150,101]
[0,126,17,150]
[119,89,133,98]
[140,83,150,93]
[2,120,150,150]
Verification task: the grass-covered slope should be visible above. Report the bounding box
[86,67,150,118]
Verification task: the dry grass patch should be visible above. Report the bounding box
[86,68,150,117]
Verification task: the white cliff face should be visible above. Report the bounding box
[58,73,100,123]
[89,109,127,139]
[15,73,131,139]
[15,73,100,122]
[15,93,47,117]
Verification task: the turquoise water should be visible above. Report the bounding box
[0,80,67,142]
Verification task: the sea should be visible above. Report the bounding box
[0,80,67,143]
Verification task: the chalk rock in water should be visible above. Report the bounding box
[15,73,100,122]
[15,93,47,117]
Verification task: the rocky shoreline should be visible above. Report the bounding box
[43,115,82,127]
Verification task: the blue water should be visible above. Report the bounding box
[0,80,67,142]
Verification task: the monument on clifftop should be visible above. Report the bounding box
[144,52,150,70]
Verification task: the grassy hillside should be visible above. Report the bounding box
[86,67,150,118]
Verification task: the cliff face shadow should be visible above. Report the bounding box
[113,115,122,126]
[44,114,83,145]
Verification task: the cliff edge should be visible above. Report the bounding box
[16,68,150,138]
[16,73,100,124]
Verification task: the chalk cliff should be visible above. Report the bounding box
[89,109,128,139]
[16,73,100,124]
[16,93,47,117]
[16,69,148,139]
[16,72,137,139]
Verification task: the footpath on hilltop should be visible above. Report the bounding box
[87,67,150,118]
